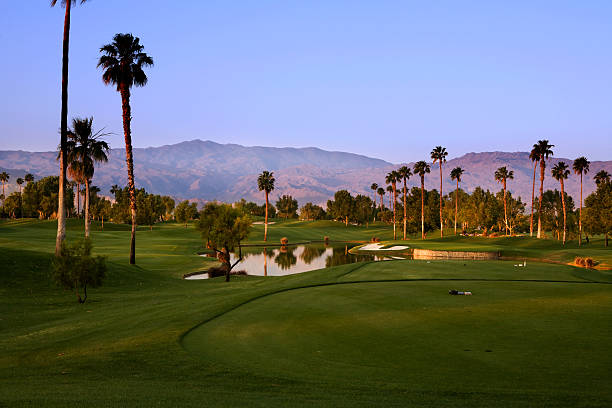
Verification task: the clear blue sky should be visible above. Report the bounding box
[1,0,611,162]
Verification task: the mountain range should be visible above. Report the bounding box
[1,140,610,207]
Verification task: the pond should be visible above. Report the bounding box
[186,243,405,279]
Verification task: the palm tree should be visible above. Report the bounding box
[529,145,540,237]
[594,170,611,185]
[25,173,34,184]
[413,161,430,240]
[430,146,448,237]
[386,171,400,239]
[98,33,154,264]
[66,117,110,238]
[535,140,554,238]
[370,183,378,206]
[51,0,90,256]
[572,157,590,246]
[377,187,385,210]
[0,172,9,200]
[16,178,24,218]
[494,166,514,236]
[397,166,412,240]
[257,171,275,241]
[450,167,464,235]
[551,162,570,245]
[386,185,393,211]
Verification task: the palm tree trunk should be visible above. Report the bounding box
[84,179,90,238]
[264,191,269,241]
[454,179,458,235]
[392,184,397,240]
[579,173,583,246]
[439,163,443,237]
[503,180,508,236]
[403,179,407,240]
[120,85,137,265]
[55,0,71,257]
[561,180,566,245]
[530,161,537,237]
[76,182,80,217]
[420,178,425,240]
[537,162,545,239]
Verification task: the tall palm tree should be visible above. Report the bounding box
[572,157,590,246]
[535,140,554,238]
[397,166,412,240]
[377,187,385,210]
[430,146,448,237]
[51,0,89,256]
[594,170,611,185]
[66,117,110,238]
[0,172,9,200]
[551,162,570,245]
[24,173,34,185]
[386,185,393,211]
[98,33,154,264]
[370,183,378,206]
[450,167,464,235]
[16,178,24,218]
[257,171,275,241]
[413,161,430,240]
[386,171,400,239]
[529,145,540,237]
[494,166,514,236]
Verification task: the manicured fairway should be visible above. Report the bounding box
[1,219,611,407]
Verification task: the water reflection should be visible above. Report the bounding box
[221,243,402,277]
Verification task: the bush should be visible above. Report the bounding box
[574,257,596,268]
[370,236,380,243]
[280,237,289,246]
[52,239,106,303]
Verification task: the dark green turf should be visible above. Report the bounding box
[1,219,611,407]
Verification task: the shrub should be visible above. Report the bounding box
[574,257,585,266]
[370,236,380,243]
[52,239,106,303]
[280,237,289,246]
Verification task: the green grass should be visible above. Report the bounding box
[1,218,611,407]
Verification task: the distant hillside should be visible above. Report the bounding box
[1,141,610,207]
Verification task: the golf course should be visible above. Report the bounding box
[1,219,611,407]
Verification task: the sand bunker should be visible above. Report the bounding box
[359,243,409,251]
[252,221,276,225]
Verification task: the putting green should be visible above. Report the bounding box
[183,265,612,401]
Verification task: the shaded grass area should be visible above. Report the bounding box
[1,219,611,407]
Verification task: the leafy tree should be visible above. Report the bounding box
[494,166,514,236]
[552,162,571,244]
[572,157,590,246]
[196,203,252,282]
[51,0,90,256]
[3,193,20,218]
[528,144,540,237]
[300,202,326,221]
[21,176,74,219]
[24,173,34,184]
[327,190,354,226]
[89,192,112,229]
[430,146,448,237]
[584,178,611,246]
[450,167,464,235]
[257,171,275,241]
[98,33,154,265]
[52,239,106,303]
[66,117,110,237]
[276,195,298,219]
[593,170,610,185]
[537,190,575,240]
[354,194,374,226]
[397,166,412,239]
[534,140,554,238]
[175,200,198,227]
[413,161,431,239]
